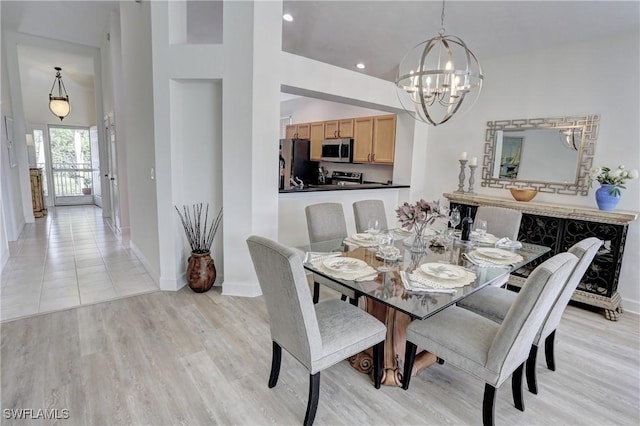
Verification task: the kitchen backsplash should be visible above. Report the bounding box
[320,162,393,184]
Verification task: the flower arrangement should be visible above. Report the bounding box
[395,199,447,232]
[175,203,223,254]
[588,165,639,196]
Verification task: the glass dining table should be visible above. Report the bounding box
[301,230,551,387]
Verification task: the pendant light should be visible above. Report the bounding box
[395,0,483,126]
[49,67,70,121]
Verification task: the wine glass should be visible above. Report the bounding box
[366,218,381,239]
[376,231,396,271]
[449,209,461,230]
[475,219,488,237]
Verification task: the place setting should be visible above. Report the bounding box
[313,256,379,282]
[464,247,524,267]
[401,262,477,294]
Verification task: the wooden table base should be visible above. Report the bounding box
[348,298,438,387]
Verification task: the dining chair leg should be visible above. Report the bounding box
[482,384,497,426]
[545,330,556,371]
[512,363,525,411]
[268,341,282,388]
[402,341,417,390]
[340,295,348,302]
[349,297,358,306]
[526,344,539,394]
[313,282,320,304]
[373,341,384,389]
[304,373,321,426]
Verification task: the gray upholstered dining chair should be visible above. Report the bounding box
[402,252,578,426]
[305,202,357,304]
[456,237,602,395]
[474,206,522,241]
[246,235,386,426]
[353,199,389,233]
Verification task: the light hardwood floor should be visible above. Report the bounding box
[1,286,639,425]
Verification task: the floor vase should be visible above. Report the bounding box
[187,251,216,292]
[595,184,621,211]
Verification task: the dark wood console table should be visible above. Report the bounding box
[444,193,638,321]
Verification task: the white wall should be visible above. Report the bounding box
[170,80,224,287]
[120,1,160,282]
[422,32,640,312]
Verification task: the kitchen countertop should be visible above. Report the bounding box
[279,183,409,193]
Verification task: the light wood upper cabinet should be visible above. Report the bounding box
[285,123,311,139]
[310,122,325,161]
[285,124,297,139]
[324,119,354,139]
[371,114,396,164]
[353,114,396,164]
[286,114,395,164]
[353,117,374,163]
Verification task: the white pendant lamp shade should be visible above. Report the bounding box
[49,67,70,121]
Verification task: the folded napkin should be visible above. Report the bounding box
[399,271,457,294]
[495,237,523,249]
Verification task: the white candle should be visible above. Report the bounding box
[469,157,477,166]
[460,151,468,160]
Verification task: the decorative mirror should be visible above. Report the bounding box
[481,114,599,195]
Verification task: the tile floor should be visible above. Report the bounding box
[1,205,158,322]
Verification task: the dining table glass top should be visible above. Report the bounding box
[301,229,551,320]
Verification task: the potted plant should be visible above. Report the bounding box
[175,203,223,292]
[82,176,92,195]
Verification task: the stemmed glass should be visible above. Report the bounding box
[475,219,488,237]
[449,209,461,230]
[376,231,398,272]
[366,218,381,239]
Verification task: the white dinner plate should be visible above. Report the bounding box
[473,233,499,244]
[323,257,368,272]
[476,247,519,260]
[420,263,466,280]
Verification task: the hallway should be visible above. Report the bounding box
[1,206,158,322]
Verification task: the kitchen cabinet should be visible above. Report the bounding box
[324,119,354,139]
[444,192,638,321]
[353,117,374,163]
[310,122,325,161]
[285,123,310,139]
[353,114,396,164]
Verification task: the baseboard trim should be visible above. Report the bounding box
[222,280,262,297]
[621,297,639,315]
[130,241,160,285]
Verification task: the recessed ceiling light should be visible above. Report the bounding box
[283,13,293,22]
[356,63,366,70]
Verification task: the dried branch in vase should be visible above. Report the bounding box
[175,203,223,254]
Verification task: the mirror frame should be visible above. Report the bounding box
[481,114,600,196]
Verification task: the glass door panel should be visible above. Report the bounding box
[48,126,94,205]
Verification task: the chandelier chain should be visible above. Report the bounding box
[439,0,446,35]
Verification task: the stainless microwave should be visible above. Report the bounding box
[321,138,353,163]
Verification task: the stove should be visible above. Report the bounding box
[331,171,363,185]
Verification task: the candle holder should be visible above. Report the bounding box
[455,160,468,193]
[467,165,477,194]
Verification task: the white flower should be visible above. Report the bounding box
[629,169,639,179]
[612,168,624,178]
[589,167,602,178]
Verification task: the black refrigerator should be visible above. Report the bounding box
[279,138,318,190]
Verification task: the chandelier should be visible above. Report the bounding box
[395,0,483,126]
[49,67,70,121]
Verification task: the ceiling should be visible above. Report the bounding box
[2,1,639,84]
